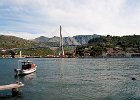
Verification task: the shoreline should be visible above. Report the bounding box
[0,56,140,59]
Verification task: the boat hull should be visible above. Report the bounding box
[15,66,37,75]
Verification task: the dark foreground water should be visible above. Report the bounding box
[0,58,140,100]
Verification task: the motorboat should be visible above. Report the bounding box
[14,60,37,75]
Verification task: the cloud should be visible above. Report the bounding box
[0,0,140,39]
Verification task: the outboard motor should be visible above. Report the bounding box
[14,69,17,73]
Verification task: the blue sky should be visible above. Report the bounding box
[0,0,140,39]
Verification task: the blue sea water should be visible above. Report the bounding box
[0,58,140,100]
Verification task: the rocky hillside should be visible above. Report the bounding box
[0,34,100,49]
[73,34,100,44]
[33,34,100,45]
[33,36,49,42]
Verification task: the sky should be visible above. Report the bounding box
[0,0,140,39]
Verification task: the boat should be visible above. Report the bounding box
[14,60,37,75]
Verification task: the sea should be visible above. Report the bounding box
[0,58,140,100]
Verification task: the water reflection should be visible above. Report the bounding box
[59,58,65,79]
[14,73,36,81]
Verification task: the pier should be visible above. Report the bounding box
[0,82,24,97]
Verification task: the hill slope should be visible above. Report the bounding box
[33,34,100,45]
[0,35,35,49]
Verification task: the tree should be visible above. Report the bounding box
[8,50,15,58]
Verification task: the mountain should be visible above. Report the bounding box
[48,36,60,43]
[33,36,49,42]
[64,37,80,45]
[0,35,35,49]
[73,34,100,44]
[33,34,100,45]
[0,34,100,49]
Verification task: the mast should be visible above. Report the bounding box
[60,25,64,56]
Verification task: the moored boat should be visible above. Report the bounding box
[14,60,37,75]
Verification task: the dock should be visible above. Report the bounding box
[0,82,24,97]
[0,82,24,90]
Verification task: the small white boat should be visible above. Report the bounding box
[14,60,37,75]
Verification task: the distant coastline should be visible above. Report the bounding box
[0,35,140,58]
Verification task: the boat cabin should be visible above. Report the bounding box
[21,61,34,70]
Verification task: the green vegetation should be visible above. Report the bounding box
[0,35,76,57]
[76,35,140,57]
[1,34,140,58]
[21,47,56,57]
[0,35,36,49]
